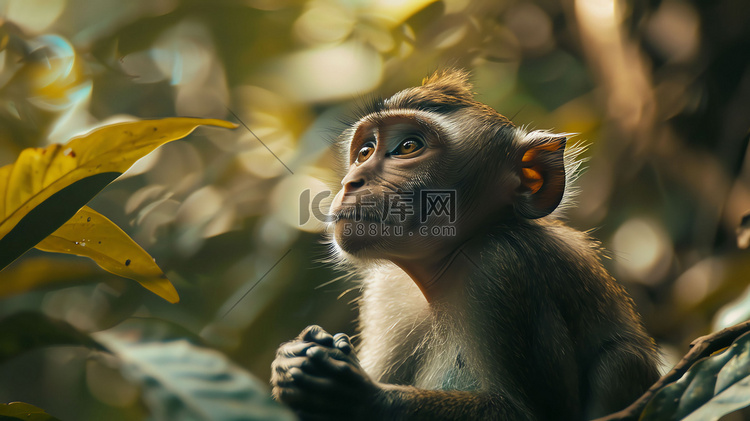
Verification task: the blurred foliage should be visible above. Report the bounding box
[0,311,103,364]
[94,333,295,421]
[0,0,747,419]
[0,312,294,421]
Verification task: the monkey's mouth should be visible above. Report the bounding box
[331,206,388,224]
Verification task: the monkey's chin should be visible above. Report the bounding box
[333,219,394,257]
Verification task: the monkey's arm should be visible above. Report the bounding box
[369,384,532,421]
[271,326,534,421]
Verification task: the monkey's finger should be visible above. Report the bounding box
[272,373,295,389]
[307,345,355,364]
[279,368,364,418]
[276,341,316,358]
[290,367,337,391]
[299,325,335,347]
[273,356,329,379]
[333,333,353,354]
[289,368,361,400]
[272,356,308,375]
[306,348,363,383]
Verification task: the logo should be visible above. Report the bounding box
[298,188,457,237]
[421,190,456,223]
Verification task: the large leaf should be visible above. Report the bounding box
[641,331,750,420]
[0,118,236,269]
[682,332,750,421]
[95,333,297,421]
[36,206,178,303]
[0,312,104,365]
[0,402,62,421]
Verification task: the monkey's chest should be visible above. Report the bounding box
[363,325,479,391]
[429,353,479,391]
[403,345,479,391]
[358,269,480,391]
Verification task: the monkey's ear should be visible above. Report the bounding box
[515,134,567,219]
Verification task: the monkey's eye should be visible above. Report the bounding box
[356,142,375,163]
[391,137,425,157]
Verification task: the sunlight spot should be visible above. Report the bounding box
[611,217,672,284]
[275,42,382,102]
[5,0,66,33]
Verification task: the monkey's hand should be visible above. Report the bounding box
[271,325,381,421]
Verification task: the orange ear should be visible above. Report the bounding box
[515,135,566,219]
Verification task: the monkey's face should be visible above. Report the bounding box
[328,70,569,271]
[329,112,481,260]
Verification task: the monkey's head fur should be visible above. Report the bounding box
[327,69,584,266]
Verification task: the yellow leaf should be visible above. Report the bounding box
[36,206,179,303]
[0,117,236,269]
[0,256,109,299]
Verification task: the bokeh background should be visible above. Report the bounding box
[0,0,748,419]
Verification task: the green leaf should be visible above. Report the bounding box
[674,345,736,418]
[0,312,104,365]
[682,377,750,421]
[715,333,750,394]
[36,206,178,303]
[0,402,62,421]
[639,370,690,421]
[0,118,236,270]
[641,331,750,421]
[682,332,750,420]
[95,333,296,421]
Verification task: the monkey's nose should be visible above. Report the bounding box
[343,178,365,192]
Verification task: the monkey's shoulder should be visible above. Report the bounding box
[477,219,639,323]
[484,219,608,277]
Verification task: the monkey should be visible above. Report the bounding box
[270,69,661,420]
